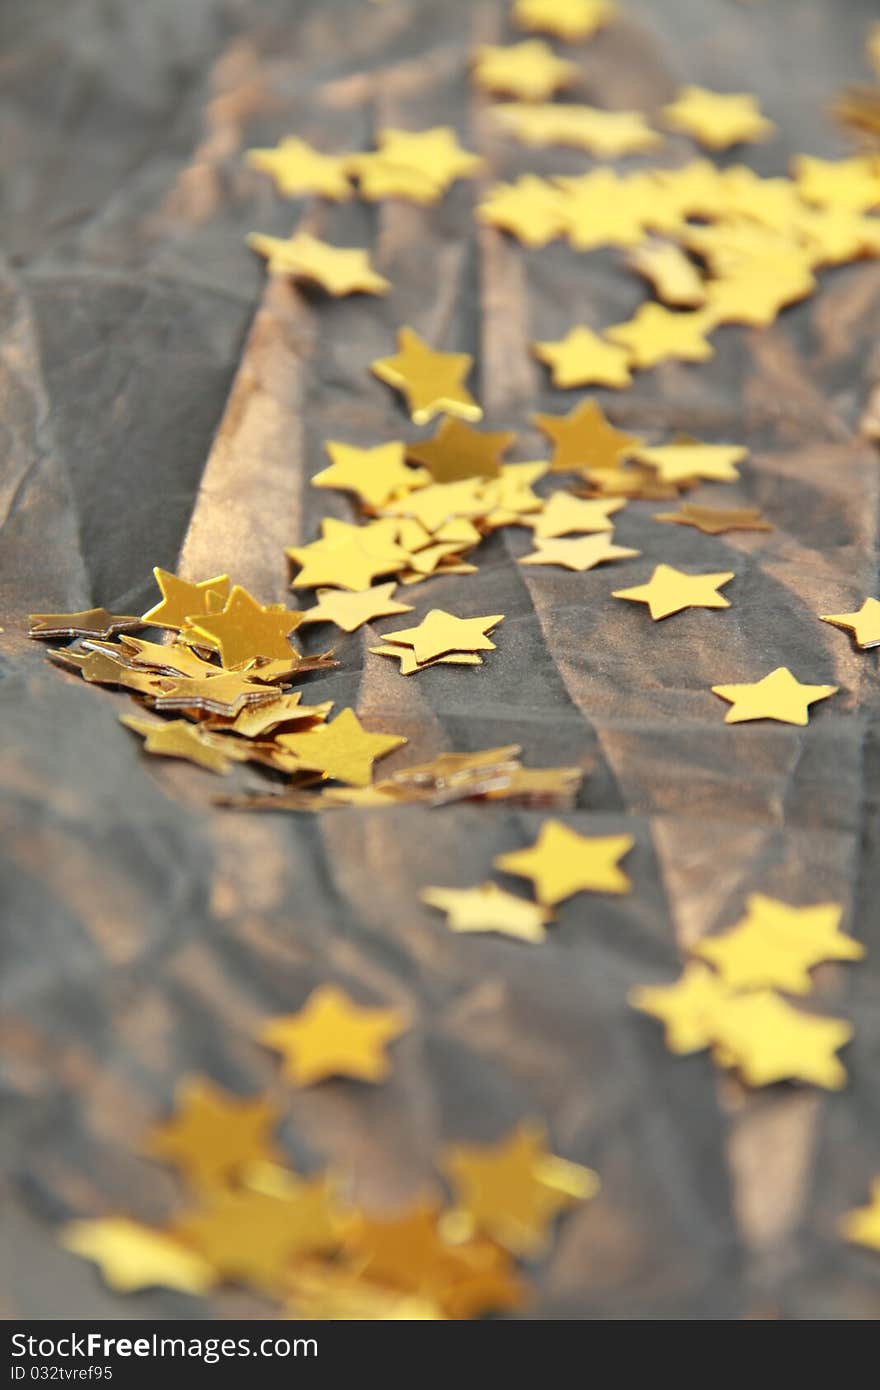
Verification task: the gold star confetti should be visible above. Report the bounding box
[441,1121,599,1257]
[289,525,409,591]
[348,153,444,205]
[205,692,332,739]
[791,153,880,212]
[493,104,660,156]
[533,399,643,472]
[532,326,633,389]
[420,883,553,943]
[375,126,484,188]
[711,666,838,725]
[692,895,863,995]
[371,327,481,425]
[141,568,230,629]
[311,441,423,509]
[520,533,640,572]
[60,1219,213,1295]
[556,170,649,249]
[495,820,633,905]
[382,610,503,664]
[710,991,851,1090]
[606,304,716,369]
[406,418,514,483]
[629,963,735,1055]
[653,503,771,535]
[275,708,406,786]
[29,607,144,640]
[299,583,414,633]
[513,0,615,42]
[371,644,484,675]
[471,41,578,102]
[477,176,569,247]
[146,1078,282,1191]
[529,493,625,538]
[187,585,303,665]
[245,136,352,199]
[821,597,880,649]
[662,87,775,149]
[120,716,236,774]
[247,231,390,296]
[841,1181,880,1251]
[627,240,707,308]
[151,669,280,717]
[633,441,747,486]
[258,985,408,1085]
[613,564,735,620]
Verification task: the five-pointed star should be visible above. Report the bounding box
[245,136,352,199]
[654,503,771,535]
[420,882,553,943]
[613,564,735,620]
[710,991,852,1089]
[370,644,483,675]
[533,326,632,389]
[703,261,815,327]
[606,304,716,369]
[248,232,390,296]
[662,86,775,149]
[349,152,444,204]
[472,41,577,101]
[627,240,707,308]
[533,399,643,472]
[146,1078,282,1190]
[520,533,640,571]
[693,896,863,995]
[477,175,569,247]
[712,666,838,725]
[494,820,633,905]
[792,154,880,212]
[406,418,514,483]
[375,126,484,186]
[289,531,409,591]
[841,1181,880,1251]
[29,607,143,640]
[152,670,276,715]
[371,327,481,425]
[312,441,422,508]
[187,585,303,665]
[821,597,880,649]
[513,0,615,41]
[441,1121,599,1257]
[120,716,234,773]
[299,583,414,632]
[276,708,406,786]
[142,568,230,629]
[529,493,625,538]
[556,170,649,249]
[258,984,408,1085]
[61,1219,214,1295]
[629,963,735,1055]
[633,442,747,486]
[384,479,488,533]
[383,610,503,664]
[494,104,660,157]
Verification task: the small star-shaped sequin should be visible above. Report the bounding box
[613,564,734,620]
[692,895,863,995]
[349,152,444,204]
[710,991,851,1090]
[477,176,569,247]
[375,126,483,188]
[60,1219,213,1295]
[495,820,633,905]
[533,326,632,389]
[151,669,277,716]
[276,708,406,786]
[557,170,649,249]
[120,716,235,773]
[533,399,643,472]
[520,534,639,571]
[245,136,352,199]
[629,963,735,1055]
[146,1078,282,1191]
[513,0,615,41]
[187,585,303,666]
[371,327,481,425]
[258,985,409,1085]
[142,569,230,629]
[311,441,422,508]
[420,883,553,943]
[28,607,144,640]
[248,231,389,296]
[792,153,880,212]
[712,666,838,725]
[529,493,625,538]
[654,503,771,535]
[471,41,577,102]
[634,442,747,486]
[662,87,775,149]
[493,104,660,157]
[606,304,716,369]
[406,418,514,483]
[382,610,503,664]
[821,598,880,649]
[299,583,414,633]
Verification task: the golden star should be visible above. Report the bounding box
[471,41,577,101]
[116,635,223,678]
[533,399,643,472]
[311,441,422,509]
[151,670,278,716]
[375,126,484,188]
[186,585,303,666]
[494,103,660,156]
[703,261,815,327]
[248,231,389,296]
[299,583,414,633]
[245,136,352,199]
[60,1219,214,1295]
[276,708,406,786]
[383,479,488,533]
[710,991,851,1090]
[841,1180,880,1251]
[662,86,775,149]
[821,597,880,649]
[520,533,639,571]
[382,610,503,664]
[288,530,409,591]
[29,607,144,640]
[513,0,615,41]
[693,896,863,995]
[494,820,633,905]
[211,693,332,738]
[653,503,771,535]
[627,240,706,308]
[370,644,483,675]
[406,418,514,483]
[54,648,166,696]
[371,327,481,425]
[120,715,235,773]
[792,153,880,212]
[533,326,632,389]
[712,666,838,725]
[258,984,408,1085]
[606,304,716,369]
[629,963,735,1055]
[795,207,880,267]
[613,564,734,620]
[647,159,729,220]
[146,1078,282,1191]
[530,493,625,538]
[420,883,553,943]
[441,1121,599,1256]
[477,175,569,247]
[634,441,747,486]
[348,152,444,204]
[556,170,649,249]
[142,568,230,629]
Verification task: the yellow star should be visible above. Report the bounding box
[693,896,863,995]
[703,260,815,327]
[629,963,735,1055]
[245,136,352,199]
[533,326,632,388]
[382,610,503,664]
[494,820,633,905]
[311,441,422,508]
[348,152,443,204]
[375,126,484,188]
[606,304,716,368]
[477,175,568,247]
[151,670,278,716]
[371,326,481,425]
[248,231,389,296]
[60,1219,214,1295]
[406,418,514,483]
[29,607,143,640]
[841,1180,880,1251]
[712,666,838,725]
[383,479,488,533]
[520,533,639,572]
[258,984,408,1085]
[146,1078,282,1191]
[795,207,880,268]
[300,583,414,633]
[120,716,235,773]
[529,493,625,538]
[627,240,706,308]
[117,635,223,678]
[533,399,643,472]
[653,503,771,535]
[493,103,660,156]
[613,564,734,620]
[370,644,483,675]
[710,991,851,1089]
[276,708,406,787]
[187,584,303,666]
[662,86,775,149]
[556,170,649,249]
[142,568,230,629]
[647,159,730,221]
[821,597,880,649]
[210,693,332,738]
[633,442,747,486]
[288,530,409,591]
[792,153,880,212]
[513,0,615,41]
[441,1121,599,1256]
[420,883,553,943]
[472,41,577,101]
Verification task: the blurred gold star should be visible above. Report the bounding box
[606,304,716,368]
[534,399,643,472]
[420,883,553,943]
[477,176,569,247]
[259,985,408,1085]
[495,821,633,904]
[662,87,775,149]
[513,0,615,41]
[821,597,880,649]
[712,667,838,725]
[276,708,406,786]
[248,231,389,296]
[533,326,632,389]
[300,583,414,633]
[407,418,514,483]
[710,992,851,1089]
[371,327,481,425]
[147,1078,282,1191]
[471,41,577,101]
[312,441,422,508]
[629,964,735,1055]
[613,564,734,620]
[693,896,863,994]
[61,1219,214,1295]
[245,136,352,199]
[383,610,503,664]
[520,534,639,571]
